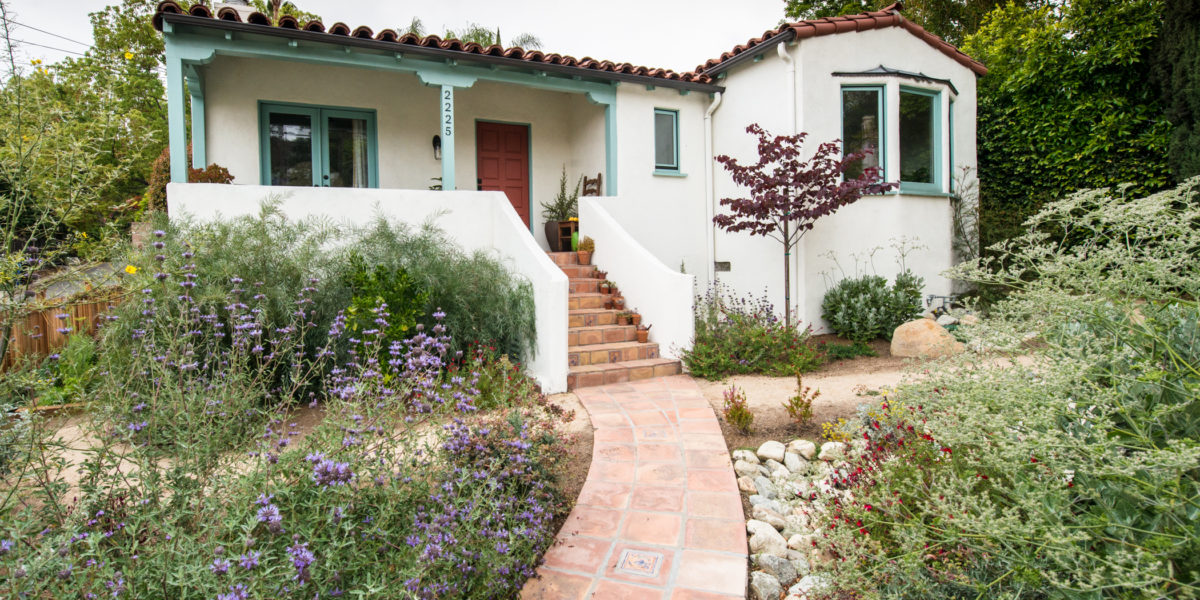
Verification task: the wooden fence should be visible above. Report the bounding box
[2,293,123,372]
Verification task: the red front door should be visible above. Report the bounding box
[476,121,531,227]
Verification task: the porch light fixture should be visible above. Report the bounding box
[432,134,442,160]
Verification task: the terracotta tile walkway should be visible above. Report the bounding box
[523,375,747,600]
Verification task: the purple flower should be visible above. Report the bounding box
[287,541,315,580]
[153,230,165,238]
[237,551,260,570]
[209,557,230,575]
[215,584,249,600]
[0,539,11,555]
[312,459,354,486]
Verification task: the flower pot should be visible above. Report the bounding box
[600,286,612,295]
[631,314,642,326]
[595,270,607,279]
[617,314,632,325]
[544,221,570,252]
[604,299,614,310]
[613,296,625,310]
[636,329,649,343]
[577,250,593,265]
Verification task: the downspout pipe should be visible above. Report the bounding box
[704,91,723,288]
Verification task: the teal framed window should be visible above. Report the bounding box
[259,101,379,188]
[841,86,885,180]
[653,108,680,173]
[898,87,942,194]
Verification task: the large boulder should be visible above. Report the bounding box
[748,520,789,557]
[787,439,817,460]
[890,319,966,358]
[756,440,787,463]
[817,442,846,462]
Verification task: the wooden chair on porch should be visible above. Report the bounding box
[581,173,602,197]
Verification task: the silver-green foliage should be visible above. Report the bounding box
[813,179,1200,599]
[820,271,924,342]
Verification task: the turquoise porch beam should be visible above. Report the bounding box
[604,102,618,196]
[440,85,455,191]
[164,31,188,183]
[185,64,206,169]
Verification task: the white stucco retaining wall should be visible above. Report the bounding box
[166,183,569,393]
[580,197,695,359]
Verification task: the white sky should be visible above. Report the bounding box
[3,0,786,72]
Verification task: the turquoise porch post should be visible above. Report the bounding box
[187,68,206,170]
[165,32,188,183]
[604,101,618,196]
[440,84,455,191]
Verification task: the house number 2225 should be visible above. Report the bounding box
[442,88,453,137]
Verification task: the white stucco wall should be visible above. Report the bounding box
[199,56,608,249]
[707,27,979,331]
[165,183,569,393]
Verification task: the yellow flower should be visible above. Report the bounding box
[31,59,41,65]
[79,232,88,238]
[123,51,134,61]
[124,265,138,275]
[568,217,579,221]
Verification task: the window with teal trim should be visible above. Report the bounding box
[898,88,941,193]
[260,102,379,188]
[654,108,679,172]
[841,86,884,180]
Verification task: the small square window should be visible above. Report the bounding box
[654,109,679,171]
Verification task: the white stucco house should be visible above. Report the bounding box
[154,0,985,392]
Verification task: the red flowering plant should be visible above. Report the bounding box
[714,125,895,327]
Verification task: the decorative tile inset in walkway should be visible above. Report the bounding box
[522,375,747,600]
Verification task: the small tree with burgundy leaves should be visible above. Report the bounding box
[715,124,896,327]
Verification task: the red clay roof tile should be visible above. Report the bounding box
[152,0,714,84]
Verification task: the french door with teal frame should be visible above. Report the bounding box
[259,102,379,188]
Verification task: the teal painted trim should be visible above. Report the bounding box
[899,86,943,193]
[886,189,954,198]
[164,31,614,102]
[652,170,687,178]
[165,40,188,183]
[840,84,886,183]
[604,102,618,196]
[653,108,680,172]
[476,118,534,232]
[440,85,456,191]
[947,99,954,193]
[258,101,378,188]
[190,89,206,169]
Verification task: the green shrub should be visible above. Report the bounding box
[341,252,428,346]
[820,270,923,342]
[818,340,877,361]
[683,284,822,380]
[36,333,96,406]
[722,385,753,434]
[806,179,1200,599]
[782,374,817,428]
[457,347,542,411]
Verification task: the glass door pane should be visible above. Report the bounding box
[325,115,370,188]
[267,111,318,186]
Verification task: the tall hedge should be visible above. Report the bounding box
[964,0,1172,249]
[1152,0,1200,182]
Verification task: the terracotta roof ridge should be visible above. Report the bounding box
[151,0,716,85]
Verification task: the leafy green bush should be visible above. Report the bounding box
[820,270,923,342]
[782,374,818,428]
[455,347,542,411]
[805,179,1200,599]
[683,284,821,380]
[341,252,428,345]
[818,340,876,361]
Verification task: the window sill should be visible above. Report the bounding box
[895,184,951,198]
[653,169,687,178]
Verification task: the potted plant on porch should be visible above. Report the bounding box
[577,236,594,265]
[636,324,652,343]
[539,166,582,252]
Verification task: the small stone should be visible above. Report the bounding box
[817,442,846,462]
[771,467,791,481]
[936,313,958,327]
[751,505,788,531]
[733,449,760,464]
[788,533,816,550]
[747,520,789,557]
[753,476,778,499]
[764,458,787,472]
[791,555,811,576]
[787,439,817,460]
[785,595,803,600]
[748,494,770,507]
[749,571,784,600]
[756,440,786,463]
[891,319,966,358]
[753,553,798,587]
[734,459,760,477]
[738,476,757,494]
[784,452,807,473]
[783,514,809,535]
[959,314,979,326]
[791,574,830,596]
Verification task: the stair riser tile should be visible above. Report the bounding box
[568,296,606,310]
[569,312,617,328]
[570,280,601,294]
[560,265,597,278]
[548,252,579,266]
[570,344,660,366]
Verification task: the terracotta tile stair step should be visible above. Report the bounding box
[569,278,602,294]
[569,341,661,367]
[567,358,683,390]
[568,293,609,310]
[569,309,619,328]
[568,324,637,346]
[547,251,580,266]
[560,264,598,278]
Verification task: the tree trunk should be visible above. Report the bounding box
[783,220,791,328]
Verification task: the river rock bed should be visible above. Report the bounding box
[735,438,858,600]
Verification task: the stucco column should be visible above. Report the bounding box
[165,38,188,184]
[440,84,456,190]
[604,101,617,196]
[188,72,206,170]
